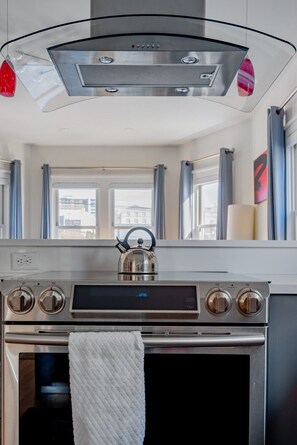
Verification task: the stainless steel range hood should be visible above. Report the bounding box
[1,0,295,111]
[48,35,247,97]
[47,0,247,97]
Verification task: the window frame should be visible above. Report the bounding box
[51,172,154,240]
[109,183,154,239]
[285,113,297,240]
[0,169,10,239]
[52,181,100,240]
[192,162,219,241]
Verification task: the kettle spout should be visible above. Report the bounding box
[116,237,127,253]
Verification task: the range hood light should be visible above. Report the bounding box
[181,56,199,64]
[105,87,118,93]
[175,87,189,93]
[99,56,114,64]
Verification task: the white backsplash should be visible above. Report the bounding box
[1,240,297,277]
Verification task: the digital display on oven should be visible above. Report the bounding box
[71,285,198,311]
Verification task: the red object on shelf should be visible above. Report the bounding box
[0,59,16,97]
[237,57,255,97]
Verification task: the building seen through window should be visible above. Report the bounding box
[57,189,98,239]
[53,183,153,240]
[193,181,218,240]
[113,188,153,240]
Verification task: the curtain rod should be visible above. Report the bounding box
[0,159,12,164]
[190,148,234,164]
[278,86,297,111]
[42,165,166,171]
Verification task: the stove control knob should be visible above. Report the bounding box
[8,287,34,314]
[237,288,263,316]
[38,287,65,314]
[206,288,232,315]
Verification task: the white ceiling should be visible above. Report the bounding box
[0,87,246,146]
[0,0,296,147]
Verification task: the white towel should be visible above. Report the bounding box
[68,331,145,445]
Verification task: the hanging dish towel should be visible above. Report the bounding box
[69,331,145,445]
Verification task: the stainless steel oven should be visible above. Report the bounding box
[1,271,270,445]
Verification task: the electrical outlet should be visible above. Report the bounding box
[11,252,39,270]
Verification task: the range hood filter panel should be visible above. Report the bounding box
[78,64,218,88]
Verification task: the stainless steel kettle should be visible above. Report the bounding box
[116,227,158,274]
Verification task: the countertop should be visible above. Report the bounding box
[1,270,297,294]
[245,274,297,294]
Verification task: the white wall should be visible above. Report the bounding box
[0,140,30,235]
[25,144,180,239]
[1,240,297,295]
[246,54,297,238]
[180,118,253,205]
[0,140,28,169]
[206,0,296,46]
[1,2,297,241]
[4,47,297,241]
[178,52,297,239]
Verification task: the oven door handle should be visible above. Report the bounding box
[4,332,265,347]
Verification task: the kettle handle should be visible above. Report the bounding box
[122,227,156,252]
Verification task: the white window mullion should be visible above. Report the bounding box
[293,145,297,240]
[0,171,10,239]
[100,182,110,239]
[286,145,295,240]
[53,188,59,238]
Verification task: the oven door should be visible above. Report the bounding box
[2,325,267,445]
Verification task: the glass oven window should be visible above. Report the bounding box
[19,353,73,445]
[144,354,250,445]
[19,352,250,445]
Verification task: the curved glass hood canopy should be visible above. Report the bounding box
[0,13,295,112]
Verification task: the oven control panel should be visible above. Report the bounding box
[1,278,270,324]
[205,287,264,316]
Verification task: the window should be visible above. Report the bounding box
[53,187,99,239]
[286,143,297,239]
[0,184,5,238]
[111,187,153,240]
[0,171,10,239]
[192,161,219,240]
[286,114,297,239]
[51,172,153,240]
[193,181,218,240]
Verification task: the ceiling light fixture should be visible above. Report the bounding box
[237,57,255,96]
[0,0,16,97]
[236,0,255,97]
[0,58,16,97]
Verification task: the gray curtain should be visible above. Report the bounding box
[41,164,51,239]
[267,107,286,240]
[153,164,165,239]
[9,159,22,239]
[216,148,234,240]
[178,160,193,239]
